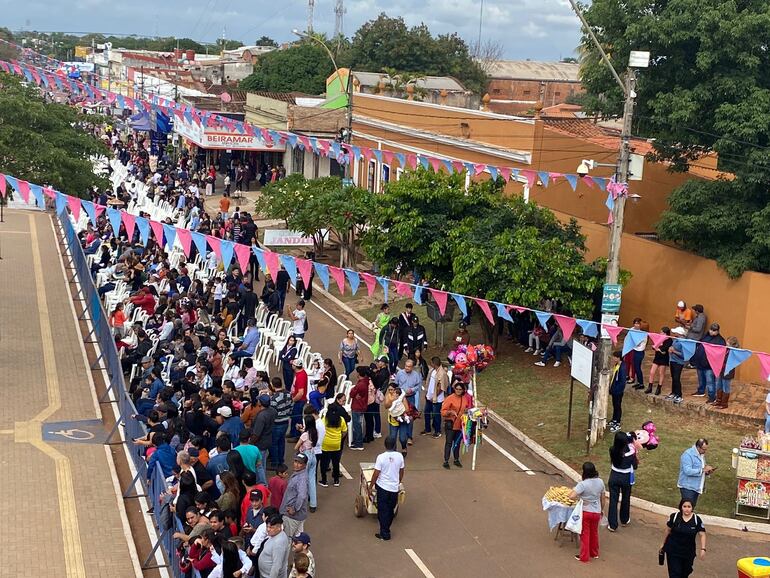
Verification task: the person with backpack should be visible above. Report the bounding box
[659,498,706,578]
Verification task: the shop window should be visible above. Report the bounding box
[292,147,304,175]
[382,164,390,184]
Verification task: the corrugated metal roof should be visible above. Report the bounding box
[487,60,581,82]
[352,71,467,92]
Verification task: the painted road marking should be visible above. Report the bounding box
[405,549,436,578]
[339,462,353,480]
[29,214,87,577]
[484,435,536,476]
[304,292,373,349]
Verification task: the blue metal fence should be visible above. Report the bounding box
[58,212,183,576]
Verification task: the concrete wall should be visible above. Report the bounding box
[556,210,768,382]
[488,78,584,115]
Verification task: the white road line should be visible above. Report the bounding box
[405,549,436,578]
[339,462,353,480]
[303,290,373,348]
[484,435,536,476]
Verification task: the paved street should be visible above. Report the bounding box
[0,209,139,577]
[285,284,768,577]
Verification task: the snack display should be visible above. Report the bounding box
[737,479,770,509]
[544,486,578,507]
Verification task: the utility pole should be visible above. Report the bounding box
[590,69,636,447]
[566,0,640,447]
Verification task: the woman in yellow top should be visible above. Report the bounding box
[320,403,348,487]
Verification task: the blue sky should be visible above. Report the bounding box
[2,0,582,60]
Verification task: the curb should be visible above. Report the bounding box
[314,280,770,535]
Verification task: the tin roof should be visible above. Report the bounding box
[487,60,581,82]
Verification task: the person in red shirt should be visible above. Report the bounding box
[239,471,270,528]
[350,366,371,450]
[268,465,289,509]
[288,360,309,440]
[129,287,156,315]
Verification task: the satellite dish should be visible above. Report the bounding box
[220,92,232,103]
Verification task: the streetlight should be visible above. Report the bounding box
[567,0,650,448]
[291,29,353,180]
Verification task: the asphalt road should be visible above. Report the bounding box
[272,283,766,577]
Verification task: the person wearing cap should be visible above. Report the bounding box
[280,454,309,539]
[453,321,470,347]
[674,301,693,329]
[667,327,687,403]
[692,322,725,403]
[289,533,315,578]
[287,360,308,441]
[242,488,266,537]
[216,404,245,447]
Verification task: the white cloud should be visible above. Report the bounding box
[5,0,581,60]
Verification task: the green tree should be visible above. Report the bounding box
[0,73,110,197]
[240,40,338,94]
[349,14,488,94]
[578,0,770,276]
[0,27,18,61]
[255,36,278,47]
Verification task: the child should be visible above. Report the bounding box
[308,381,326,413]
[388,387,411,424]
[608,350,627,433]
[222,509,239,538]
[290,551,313,578]
[268,464,289,509]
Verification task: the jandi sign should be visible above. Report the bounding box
[174,117,285,152]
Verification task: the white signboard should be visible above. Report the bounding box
[173,117,286,152]
[600,313,619,339]
[263,229,327,247]
[571,341,593,388]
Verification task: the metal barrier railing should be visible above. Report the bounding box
[57,211,183,576]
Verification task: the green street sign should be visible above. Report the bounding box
[602,283,622,313]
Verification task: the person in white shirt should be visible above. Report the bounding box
[367,437,405,541]
[208,540,252,578]
[290,300,307,339]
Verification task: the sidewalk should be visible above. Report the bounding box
[0,209,138,577]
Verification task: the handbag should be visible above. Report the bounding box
[565,499,584,534]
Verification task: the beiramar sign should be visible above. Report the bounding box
[174,117,286,152]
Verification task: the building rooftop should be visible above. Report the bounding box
[248,91,319,103]
[352,71,467,92]
[487,60,581,82]
[542,118,654,154]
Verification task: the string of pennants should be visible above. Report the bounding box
[1,169,766,381]
[0,51,617,198]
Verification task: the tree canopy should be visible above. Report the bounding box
[255,36,278,47]
[0,73,110,197]
[240,40,337,95]
[579,0,770,277]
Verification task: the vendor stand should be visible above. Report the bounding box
[733,432,770,520]
[541,486,579,541]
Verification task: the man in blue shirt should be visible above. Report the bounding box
[678,438,715,507]
[395,360,423,444]
[147,432,177,479]
[217,405,245,446]
[232,318,260,359]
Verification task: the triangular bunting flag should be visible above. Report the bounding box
[378,277,390,302]
[702,343,728,377]
[413,285,424,305]
[329,266,346,294]
[280,254,298,285]
[0,173,6,197]
[191,231,208,259]
[263,249,280,276]
[107,207,122,237]
[122,212,136,240]
[495,302,513,322]
[55,192,67,215]
[725,348,752,376]
[647,333,670,350]
[678,340,697,362]
[162,224,177,250]
[429,289,449,316]
[476,299,494,324]
[554,314,577,339]
[602,324,624,345]
[577,320,598,338]
[29,183,44,207]
[564,174,578,191]
[394,281,413,298]
[150,220,164,245]
[313,262,330,290]
[135,216,150,245]
[757,352,770,381]
[345,270,361,295]
[251,246,266,272]
[537,171,550,188]
[16,179,31,204]
[535,311,552,330]
[622,329,648,357]
[219,239,235,269]
[361,272,377,297]
[452,294,468,318]
[521,170,537,188]
[295,258,313,284]
[81,200,97,227]
[176,227,192,257]
[234,243,251,272]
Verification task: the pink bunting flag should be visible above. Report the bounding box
[263,250,281,276]
[150,220,165,245]
[121,212,136,240]
[329,266,346,295]
[382,150,394,165]
[428,157,442,173]
[499,167,512,181]
[406,154,418,170]
[473,163,487,176]
[361,147,374,162]
[511,306,528,313]
[702,343,728,377]
[234,243,251,272]
[66,194,80,220]
[647,333,670,350]
[393,281,413,298]
[452,160,465,174]
[0,173,6,197]
[361,272,377,297]
[295,258,313,283]
[95,203,106,218]
[582,175,595,188]
[521,170,537,188]
[757,352,770,381]
[549,172,563,184]
[602,324,624,345]
[14,179,31,203]
[475,299,494,324]
[429,289,449,316]
[176,227,192,257]
[554,314,577,339]
[207,235,222,260]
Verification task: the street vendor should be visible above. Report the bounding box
[453,322,470,346]
[569,462,606,563]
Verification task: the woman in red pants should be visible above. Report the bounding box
[570,462,606,563]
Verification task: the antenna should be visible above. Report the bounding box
[308,0,315,34]
[334,0,345,38]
